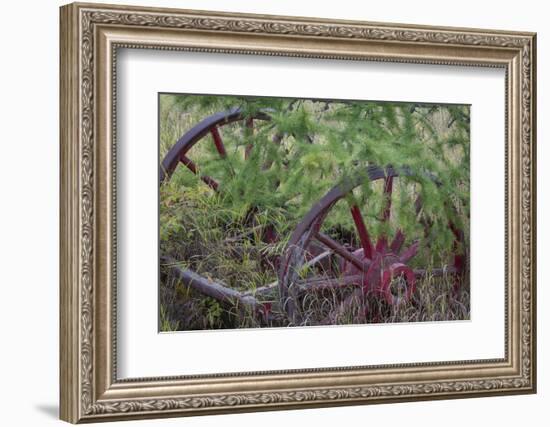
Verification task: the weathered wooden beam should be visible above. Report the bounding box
[162,258,259,309]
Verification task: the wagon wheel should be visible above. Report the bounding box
[159,107,272,186]
[160,108,281,324]
[160,107,281,242]
[278,165,467,324]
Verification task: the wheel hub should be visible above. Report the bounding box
[342,245,416,306]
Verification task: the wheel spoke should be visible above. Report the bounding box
[399,241,419,263]
[381,175,394,221]
[302,250,333,270]
[179,155,219,190]
[390,229,405,253]
[375,237,387,253]
[350,205,374,259]
[210,126,227,157]
[316,232,370,272]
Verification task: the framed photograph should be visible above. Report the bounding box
[60,2,537,423]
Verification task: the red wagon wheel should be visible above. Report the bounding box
[159,107,271,187]
[278,165,467,323]
[159,108,281,323]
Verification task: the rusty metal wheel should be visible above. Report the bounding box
[278,165,467,323]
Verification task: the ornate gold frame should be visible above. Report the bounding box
[59,2,536,423]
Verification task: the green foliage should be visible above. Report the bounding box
[200,297,224,329]
[161,95,469,259]
[159,94,470,329]
[159,304,179,332]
